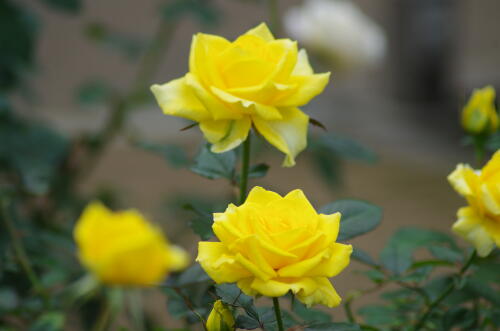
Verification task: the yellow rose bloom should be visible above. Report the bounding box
[461,85,498,134]
[151,23,330,167]
[196,187,352,307]
[206,300,235,331]
[448,151,500,256]
[74,202,189,286]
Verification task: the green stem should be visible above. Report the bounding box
[1,199,45,296]
[267,0,281,36]
[272,297,285,331]
[239,135,251,204]
[344,299,355,323]
[473,136,486,167]
[413,250,477,331]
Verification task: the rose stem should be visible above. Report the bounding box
[413,250,477,331]
[239,135,251,204]
[273,297,285,331]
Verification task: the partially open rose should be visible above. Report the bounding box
[449,151,500,257]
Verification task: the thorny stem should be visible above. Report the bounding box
[413,250,477,331]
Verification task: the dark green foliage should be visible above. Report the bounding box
[191,144,236,180]
[0,113,69,195]
[0,0,37,93]
[351,248,378,267]
[292,300,331,324]
[320,199,382,241]
[380,227,458,275]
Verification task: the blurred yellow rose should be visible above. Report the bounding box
[461,86,498,134]
[151,23,330,167]
[74,202,189,286]
[197,187,352,307]
[206,300,235,331]
[448,151,500,256]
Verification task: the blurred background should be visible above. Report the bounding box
[3,0,500,325]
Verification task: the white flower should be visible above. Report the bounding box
[284,0,387,69]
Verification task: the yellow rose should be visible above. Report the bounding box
[151,23,330,167]
[206,300,235,331]
[196,187,352,307]
[461,85,498,134]
[448,151,500,256]
[74,202,189,286]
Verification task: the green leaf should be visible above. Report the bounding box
[76,80,112,107]
[428,245,463,263]
[391,265,432,283]
[236,314,260,330]
[174,264,211,287]
[216,284,252,309]
[190,144,236,180]
[0,119,69,195]
[39,0,81,14]
[486,132,500,151]
[361,270,385,284]
[380,228,457,274]
[351,248,378,267]
[309,147,342,187]
[292,300,331,323]
[358,305,399,326]
[424,276,453,301]
[164,289,191,318]
[216,284,258,322]
[162,0,219,26]
[136,141,189,169]
[235,163,270,183]
[305,322,361,331]
[0,0,37,92]
[29,312,65,331]
[313,133,377,163]
[320,200,382,241]
[248,163,269,179]
[182,203,214,240]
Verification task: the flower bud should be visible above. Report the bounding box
[206,300,235,331]
[461,85,498,134]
